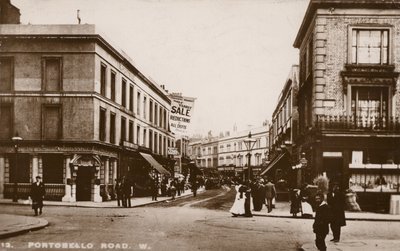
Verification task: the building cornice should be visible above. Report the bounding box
[293,0,400,48]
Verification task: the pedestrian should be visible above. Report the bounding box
[252,180,264,211]
[239,182,252,217]
[191,180,198,197]
[313,193,330,251]
[229,181,245,216]
[290,188,301,217]
[180,179,185,194]
[170,179,177,200]
[161,178,167,197]
[177,179,182,196]
[122,176,132,208]
[327,183,346,242]
[31,176,45,216]
[151,174,159,201]
[264,179,276,213]
[115,178,123,207]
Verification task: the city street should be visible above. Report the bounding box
[1,187,400,251]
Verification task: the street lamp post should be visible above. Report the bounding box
[243,132,257,182]
[12,133,23,202]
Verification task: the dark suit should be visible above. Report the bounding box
[31,182,45,215]
[327,190,346,241]
[313,202,330,251]
[264,182,276,212]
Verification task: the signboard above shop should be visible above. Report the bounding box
[167,147,179,155]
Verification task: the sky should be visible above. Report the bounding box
[13,0,309,136]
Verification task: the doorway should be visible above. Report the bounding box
[323,157,343,184]
[76,167,92,201]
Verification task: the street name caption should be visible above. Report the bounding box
[0,242,152,250]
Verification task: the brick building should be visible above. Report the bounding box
[293,0,400,212]
[0,22,175,202]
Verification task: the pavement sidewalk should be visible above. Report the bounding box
[252,201,400,222]
[0,188,201,239]
[0,214,48,239]
[0,188,202,209]
[300,239,400,251]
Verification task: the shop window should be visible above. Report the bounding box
[351,29,389,65]
[9,154,30,183]
[0,57,13,91]
[42,154,63,184]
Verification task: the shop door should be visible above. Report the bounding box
[76,167,92,201]
[323,157,343,184]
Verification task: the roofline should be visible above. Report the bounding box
[293,0,400,48]
[0,24,171,104]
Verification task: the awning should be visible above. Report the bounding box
[260,153,286,176]
[139,152,170,175]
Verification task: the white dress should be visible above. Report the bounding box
[229,185,246,215]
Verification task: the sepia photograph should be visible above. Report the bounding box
[1,0,400,250]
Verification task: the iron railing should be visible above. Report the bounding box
[316,115,400,132]
[4,183,65,200]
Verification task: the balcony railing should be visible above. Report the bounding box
[316,115,400,132]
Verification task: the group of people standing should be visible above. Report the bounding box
[229,178,277,217]
[313,183,346,251]
[115,176,134,208]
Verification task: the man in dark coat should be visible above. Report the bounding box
[122,176,132,208]
[31,176,45,216]
[115,178,123,207]
[327,184,346,242]
[151,174,159,201]
[313,193,331,251]
[264,179,276,213]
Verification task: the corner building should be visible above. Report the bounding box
[0,24,175,202]
[293,0,400,212]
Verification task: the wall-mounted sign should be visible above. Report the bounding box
[169,94,196,136]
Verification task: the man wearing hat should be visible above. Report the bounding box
[31,176,45,216]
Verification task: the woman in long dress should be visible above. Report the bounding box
[229,183,246,216]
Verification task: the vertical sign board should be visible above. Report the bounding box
[169,95,196,136]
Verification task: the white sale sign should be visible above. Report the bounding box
[169,95,195,136]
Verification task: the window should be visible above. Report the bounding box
[9,154,30,183]
[110,112,116,144]
[352,29,389,64]
[129,120,134,143]
[163,109,167,129]
[0,104,12,140]
[143,129,147,147]
[0,57,13,91]
[43,105,62,140]
[143,96,147,119]
[159,134,162,154]
[159,106,162,127]
[154,103,158,125]
[149,100,153,123]
[110,71,116,102]
[100,64,107,96]
[163,136,167,155]
[149,130,153,150]
[121,79,127,107]
[42,154,63,183]
[154,132,158,153]
[137,92,141,115]
[121,116,126,143]
[99,108,106,141]
[129,85,134,111]
[351,86,388,128]
[136,125,140,145]
[43,57,62,91]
